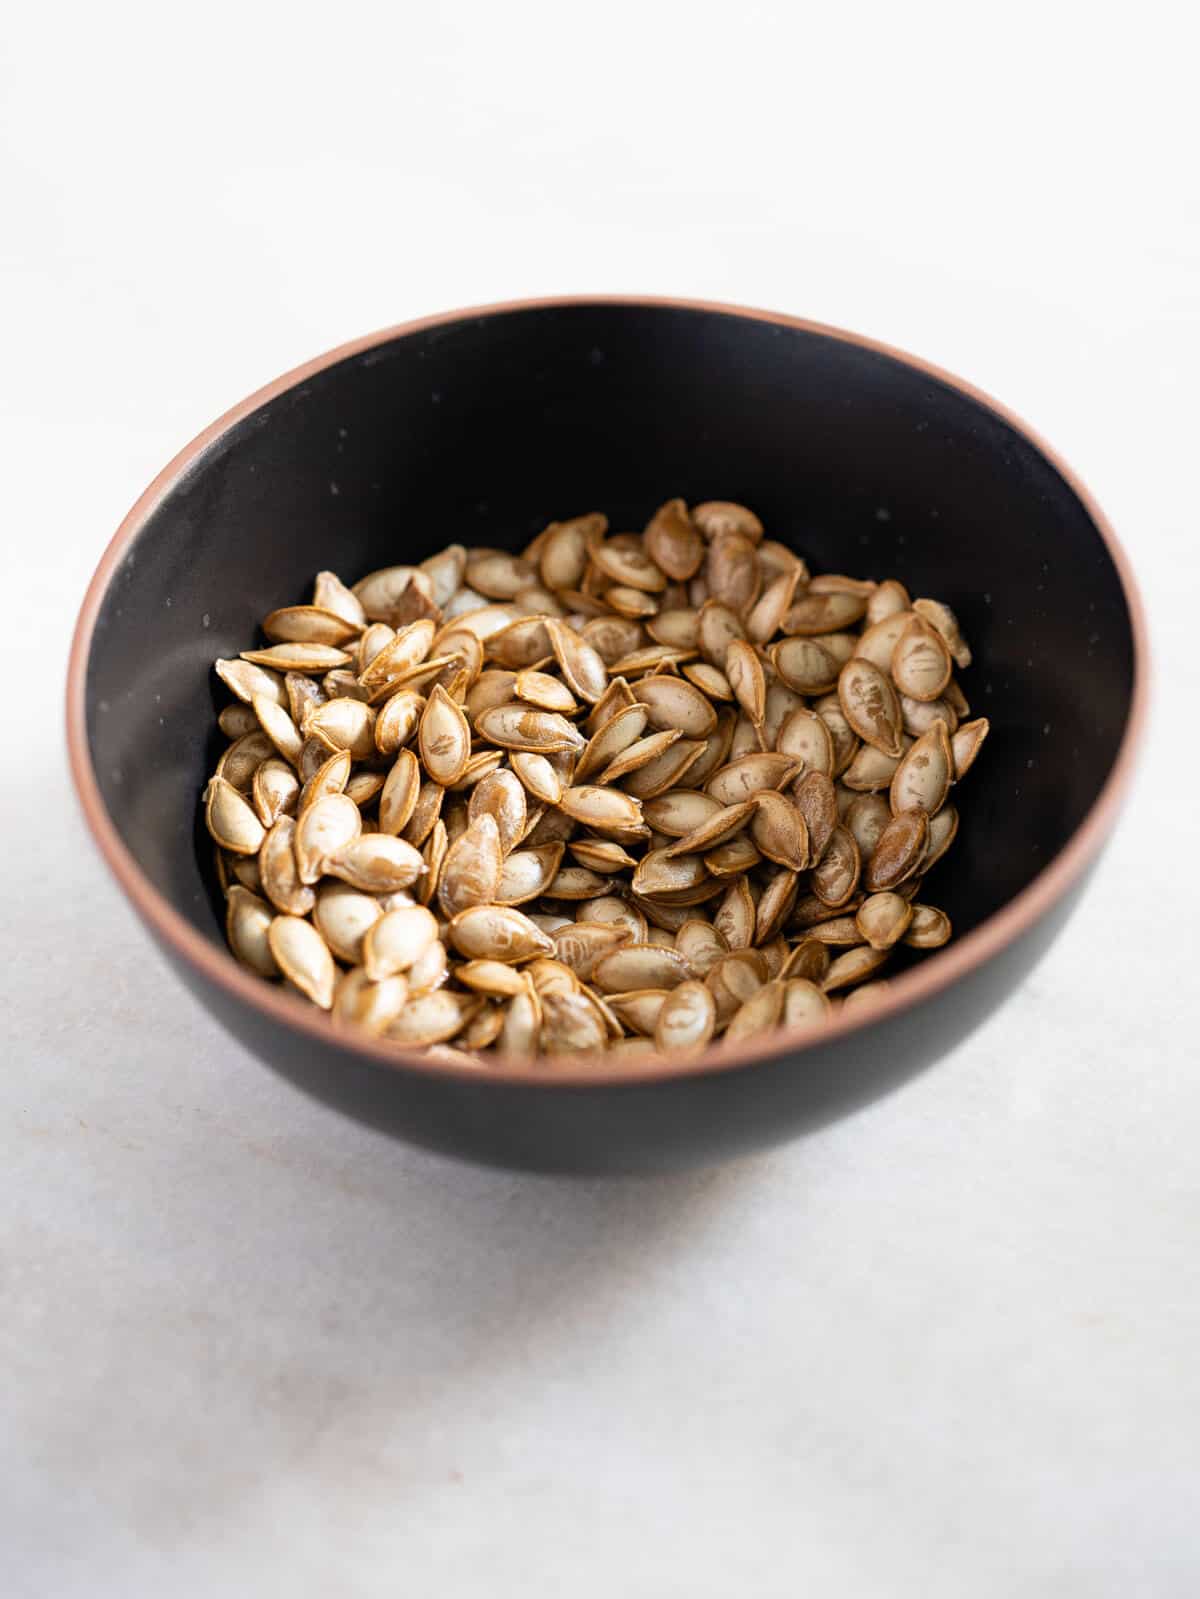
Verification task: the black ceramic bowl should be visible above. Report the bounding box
[67,298,1147,1173]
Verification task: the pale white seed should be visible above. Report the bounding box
[294,792,362,883]
[362,905,440,979]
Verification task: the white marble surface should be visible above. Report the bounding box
[3,5,1198,1594]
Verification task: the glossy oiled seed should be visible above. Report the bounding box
[208,499,983,1060]
[294,792,362,883]
[268,915,336,1008]
[225,887,280,978]
[855,892,914,949]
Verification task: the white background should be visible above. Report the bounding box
[3,4,1198,1595]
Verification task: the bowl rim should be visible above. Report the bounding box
[65,294,1150,1087]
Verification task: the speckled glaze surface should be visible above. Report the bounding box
[66,298,1147,1172]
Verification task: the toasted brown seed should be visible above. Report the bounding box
[307,697,377,760]
[776,707,834,775]
[593,945,691,994]
[617,737,705,799]
[813,695,859,777]
[643,498,704,581]
[770,636,838,696]
[513,669,576,713]
[504,750,562,806]
[854,611,915,673]
[297,747,352,816]
[675,919,729,978]
[661,797,755,858]
[559,785,645,833]
[547,922,628,980]
[258,816,315,915]
[692,501,763,541]
[782,978,832,1028]
[604,988,667,1036]
[685,709,737,788]
[448,905,555,963]
[332,968,411,1034]
[845,792,893,861]
[746,568,803,646]
[225,887,280,977]
[750,791,810,871]
[241,642,352,674]
[726,979,785,1041]
[653,980,716,1051]
[642,788,722,838]
[389,990,481,1047]
[327,833,426,893]
[371,688,423,756]
[362,904,440,980]
[864,810,929,892]
[294,792,362,882]
[475,703,582,754]
[811,824,862,907]
[782,590,868,635]
[313,569,368,629]
[838,657,904,757]
[218,703,260,739]
[353,565,434,624]
[545,617,609,703]
[951,717,989,779]
[374,749,419,836]
[890,722,953,817]
[791,770,838,862]
[856,892,914,949]
[713,878,756,950]
[418,684,472,785]
[251,758,300,828]
[415,820,448,907]
[755,869,801,944]
[890,617,952,702]
[804,916,866,947]
[538,989,608,1054]
[495,984,541,1058]
[705,948,767,1025]
[252,694,304,768]
[633,675,718,738]
[822,945,890,994]
[866,580,911,624]
[496,843,565,905]
[903,903,953,948]
[401,780,446,848]
[842,740,906,792]
[485,616,554,671]
[438,814,503,917]
[703,833,762,877]
[577,895,647,943]
[268,915,336,1008]
[780,940,830,983]
[630,849,706,898]
[569,839,639,873]
[706,752,800,807]
[456,959,529,997]
[215,657,288,707]
[206,776,267,855]
[913,598,972,668]
[310,880,380,963]
[722,639,765,728]
[705,533,762,616]
[262,604,361,648]
[697,600,748,671]
[899,693,959,739]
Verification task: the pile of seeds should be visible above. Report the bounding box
[205,499,987,1064]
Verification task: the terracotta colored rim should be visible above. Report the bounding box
[65,295,1150,1087]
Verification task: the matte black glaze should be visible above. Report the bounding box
[77,302,1140,1172]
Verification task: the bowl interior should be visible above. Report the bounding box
[83,303,1136,968]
